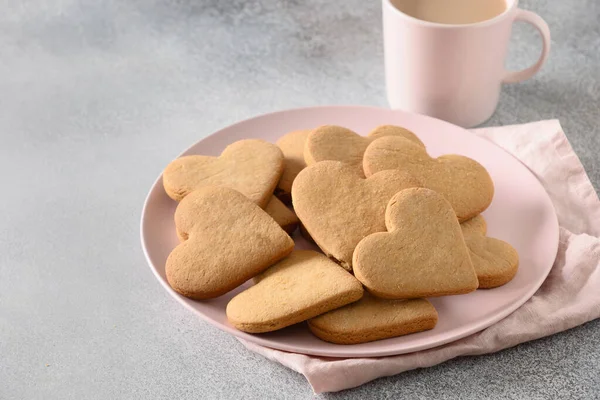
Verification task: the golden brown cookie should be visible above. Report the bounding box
[368,125,425,144]
[461,215,519,288]
[308,293,438,344]
[363,136,494,221]
[461,214,487,235]
[303,125,424,176]
[226,250,364,333]
[174,195,298,239]
[264,196,299,234]
[353,188,479,299]
[166,187,294,300]
[275,130,311,203]
[163,139,284,207]
[292,161,420,271]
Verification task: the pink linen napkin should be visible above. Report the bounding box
[239,120,600,393]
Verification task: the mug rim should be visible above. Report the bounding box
[383,0,519,28]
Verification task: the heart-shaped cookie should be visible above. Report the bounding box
[461,214,487,235]
[353,188,479,298]
[291,161,420,270]
[275,130,311,203]
[226,250,364,333]
[163,139,284,207]
[166,187,294,300]
[363,136,494,221]
[304,125,424,176]
[175,195,298,240]
[461,215,519,288]
[308,293,438,344]
[264,196,299,234]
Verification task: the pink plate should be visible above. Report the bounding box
[140,105,559,358]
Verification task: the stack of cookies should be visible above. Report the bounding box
[161,125,519,345]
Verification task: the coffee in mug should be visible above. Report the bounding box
[391,0,507,25]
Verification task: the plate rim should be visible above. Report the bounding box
[140,105,560,358]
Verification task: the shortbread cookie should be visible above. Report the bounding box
[368,125,425,145]
[226,250,364,333]
[461,216,519,288]
[308,294,438,344]
[304,125,424,176]
[353,188,479,298]
[275,130,311,202]
[265,196,299,234]
[166,187,294,300]
[461,214,487,235]
[163,139,284,207]
[363,136,494,221]
[292,161,420,270]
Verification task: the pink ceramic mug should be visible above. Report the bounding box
[383,0,551,127]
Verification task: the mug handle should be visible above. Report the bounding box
[502,9,551,84]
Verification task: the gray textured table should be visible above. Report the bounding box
[2,0,599,398]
